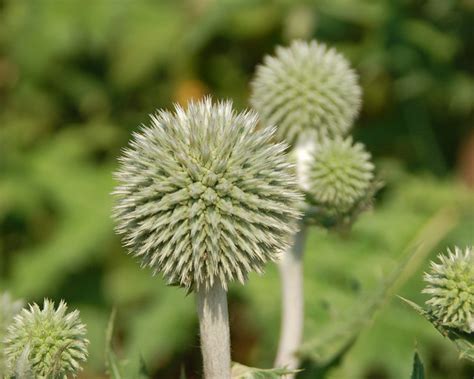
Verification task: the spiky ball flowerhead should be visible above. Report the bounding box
[423,246,474,333]
[307,136,374,213]
[113,98,302,291]
[0,292,24,375]
[250,39,361,145]
[4,299,89,378]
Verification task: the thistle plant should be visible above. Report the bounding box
[113,97,302,378]
[251,40,375,375]
[250,39,361,144]
[304,136,377,229]
[3,299,88,379]
[0,293,24,376]
[423,246,473,333]
[401,246,474,362]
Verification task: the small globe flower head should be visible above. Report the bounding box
[303,136,376,228]
[423,246,474,333]
[250,39,362,145]
[4,299,89,378]
[113,97,302,291]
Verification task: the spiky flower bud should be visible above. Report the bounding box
[423,246,474,333]
[300,136,376,228]
[113,97,302,291]
[4,299,89,378]
[0,293,24,376]
[250,39,361,144]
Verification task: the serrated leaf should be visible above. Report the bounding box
[410,352,425,379]
[400,298,474,362]
[231,362,300,379]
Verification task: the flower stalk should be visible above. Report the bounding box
[197,282,231,379]
[275,225,307,375]
[113,97,302,378]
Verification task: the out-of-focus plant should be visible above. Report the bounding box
[251,39,376,375]
[302,136,378,230]
[0,293,24,376]
[112,98,302,378]
[250,39,361,144]
[3,299,89,379]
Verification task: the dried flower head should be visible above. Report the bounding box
[4,299,89,378]
[113,97,302,290]
[0,292,24,376]
[250,39,361,144]
[423,246,474,333]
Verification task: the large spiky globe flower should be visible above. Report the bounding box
[423,246,474,333]
[113,97,302,291]
[0,292,24,375]
[4,299,89,378]
[298,136,376,228]
[250,39,362,145]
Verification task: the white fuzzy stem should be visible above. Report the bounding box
[196,281,231,379]
[274,225,307,377]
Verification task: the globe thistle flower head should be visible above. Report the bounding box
[423,246,474,333]
[307,136,374,218]
[113,97,302,291]
[4,299,89,378]
[250,39,362,145]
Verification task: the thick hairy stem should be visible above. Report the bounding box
[274,225,307,376]
[196,281,231,379]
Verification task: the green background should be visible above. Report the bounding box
[1,0,473,378]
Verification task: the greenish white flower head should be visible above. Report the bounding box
[250,39,361,144]
[423,246,474,333]
[0,292,24,375]
[113,97,302,291]
[307,136,374,216]
[4,299,89,379]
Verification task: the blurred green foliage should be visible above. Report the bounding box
[0,0,473,378]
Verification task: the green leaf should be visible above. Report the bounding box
[299,207,458,367]
[105,309,124,379]
[398,297,426,317]
[400,298,474,362]
[410,352,425,379]
[231,362,300,379]
[105,308,151,379]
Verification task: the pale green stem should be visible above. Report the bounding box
[196,281,231,379]
[274,225,307,377]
